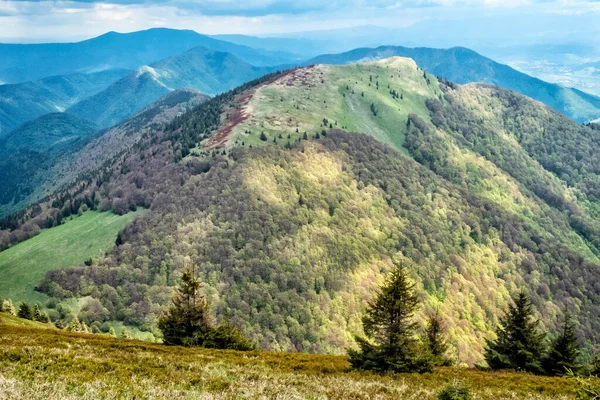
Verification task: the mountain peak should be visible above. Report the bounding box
[66,47,271,128]
[372,56,419,69]
[307,45,600,123]
[135,65,162,79]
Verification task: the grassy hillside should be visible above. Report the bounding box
[0,321,578,399]
[68,46,271,128]
[0,313,52,328]
[307,46,600,123]
[219,58,441,152]
[0,210,140,304]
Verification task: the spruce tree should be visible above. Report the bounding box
[425,310,451,366]
[39,312,50,323]
[120,327,131,339]
[5,299,16,316]
[0,297,4,312]
[109,327,117,337]
[17,301,32,320]
[543,313,580,376]
[115,231,123,246]
[158,268,253,350]
[348,261,431,373]
[67,315,82,332]
[158,269,212,346]
[32,304,42,322]
[484,291,546,374]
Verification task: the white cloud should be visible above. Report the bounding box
[0,0,597,42]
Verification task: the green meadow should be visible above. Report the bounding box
[0,210,140,305]
[216,58,441,152]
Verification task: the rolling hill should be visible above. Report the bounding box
[306,46,600,123]
[4,58,600,367]
[0,113,97,157]
[0,89,207,219]
[67,47,271,128]
[0,69,128,136]
[0,28,297,84]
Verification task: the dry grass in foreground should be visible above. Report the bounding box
[0,320,577,400]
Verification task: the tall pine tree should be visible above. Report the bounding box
[348,261,431,373]
[543,312,580,376]
[67,315,83,332]
[5,299,16,316]
[32,304,42,322]
[158,268,253,350]
[17,302,32,320]
[158,268,212,346]
[425,310,451,366]
[484,291,546,374]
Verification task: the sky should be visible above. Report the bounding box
[0,0,599,43]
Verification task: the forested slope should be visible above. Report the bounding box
[0,69,128,135]
[0,113,97,157]
[4,58,600,365]
[0,89,207,221]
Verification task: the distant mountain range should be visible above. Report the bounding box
[210,34,327,59]
[67,47,272,128]
[577,61,600,73]
[0,69,128,136]
[2,29,599,137]
[0,28,297,84]
[0,113,97,158]
[270,15,600,53]
[306,46,600,123]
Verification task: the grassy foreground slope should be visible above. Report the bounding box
[0,320,576,400]
[0,211,140,304]
[0,313,52,328]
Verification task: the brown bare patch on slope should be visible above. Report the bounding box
[205,68,313,150]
